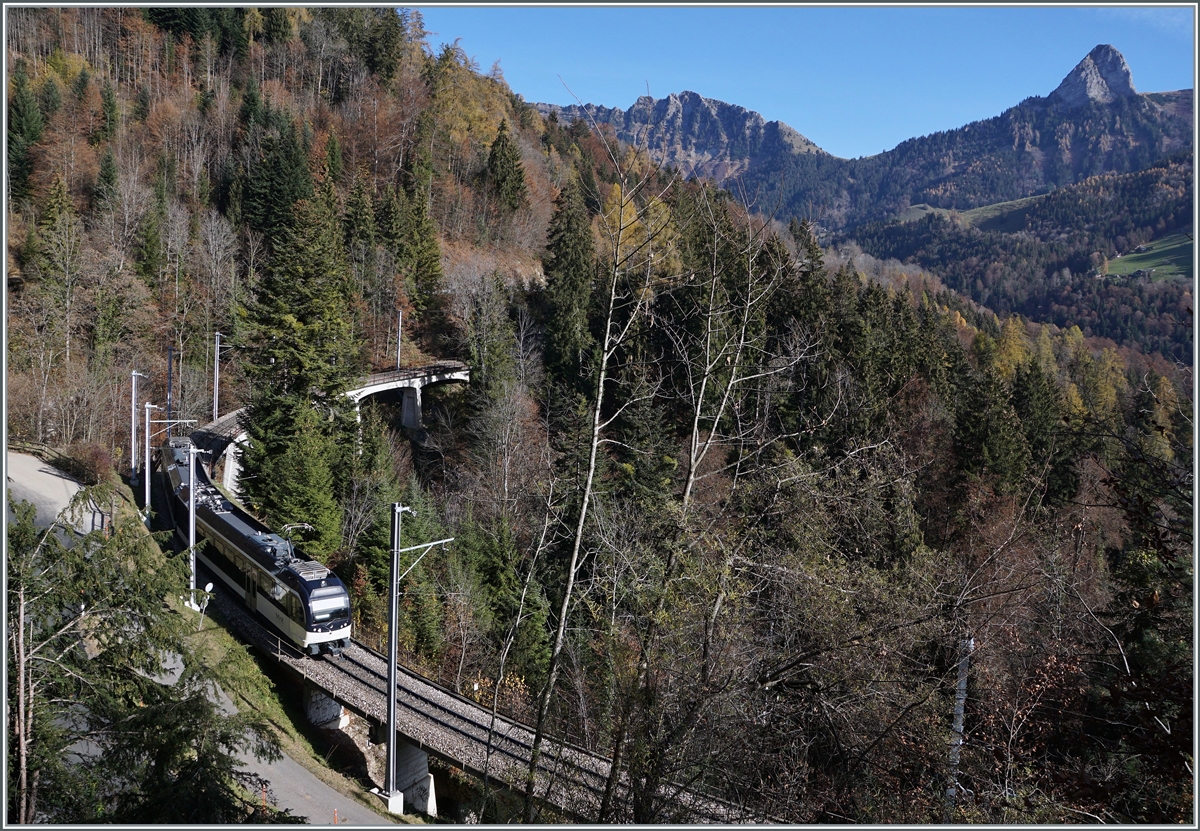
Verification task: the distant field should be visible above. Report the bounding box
[892,203,950,224]
[892,193,1047,230]
[966,194,1047,232]
[1106,228,1194,281]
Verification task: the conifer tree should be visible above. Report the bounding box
[95,145,118,207]
[955,366,1031,494]
[38,76,61,120]
[242,180,364,513]
[7,60,44,205]
[93,80,118,145]
[259,406,344,560]
[486,119,527,213]
[400,184,444,315]
[375,183,407,253]
[243,120,312,241]
[1012,359,1078,503]
[325,131,343,183]
[343,170,376,247]
[542,176,594,388]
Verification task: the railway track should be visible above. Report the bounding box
[325,643,616,815]
[203,578,750,822]
[172,428,757,822]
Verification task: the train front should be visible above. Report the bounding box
[287,559,352,655]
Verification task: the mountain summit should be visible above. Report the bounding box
[537,91,825,182]
[1049,44,1138,108]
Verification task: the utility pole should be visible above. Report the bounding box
[213,331,222,423]
[185,445,204,611]
[166,345,174,437]
[213,331,235,423]
[144,403,160,513]
[130,370,148,485]
[396,309,402,371]
[381,503,452,815]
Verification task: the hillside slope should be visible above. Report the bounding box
[544,45,1192,230]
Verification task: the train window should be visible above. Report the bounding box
[310,596,348,623]
[285,593,305,624]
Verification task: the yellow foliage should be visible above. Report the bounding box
[1063,382,1086,421]
[429,49,513,161]
[994,316,1029,382]
[1033,326,1057,376]
[44,48,91,87]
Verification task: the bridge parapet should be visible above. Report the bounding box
[190,362,472,488]
[346,361,471,429]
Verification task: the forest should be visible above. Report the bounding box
[729,87,1191,232]
[845,154,1194,363]
[6,7,1193,824]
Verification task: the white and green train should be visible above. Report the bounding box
[161,437,351,655]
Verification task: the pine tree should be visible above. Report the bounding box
[325,130,343,183]
[486,119,527,213]
[542,176,595,388]
[242,180,364,513]
[7,60,44,205]
[95,145,118,206]
[400,184,444,316]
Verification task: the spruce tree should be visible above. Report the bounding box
[242,180,364,513]
[95,145,118,206]
[343,170,376,247]
[259,406,343,561]
[955,366,1031,495]
[38,75,61,119]
[243,119,312,241]
[400,184,444,315]
[7,61,44,205]
[486,119,527,213]
[325,131,343,183]
[542,176,594,389]
[93,80,118,145]
[375,183,407,254]
[1012,360,1078,504]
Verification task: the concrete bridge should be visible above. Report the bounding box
[189,361,470,493]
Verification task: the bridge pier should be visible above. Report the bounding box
[369,725,438,816]
[400,387,422,430]
[221,437,243,492]
[304,686,350,729]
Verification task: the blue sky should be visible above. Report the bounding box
[414,5,1195,159]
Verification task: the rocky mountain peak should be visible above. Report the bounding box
[536,91,824,185]
[1049,44,1137,108]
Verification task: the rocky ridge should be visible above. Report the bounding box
[1049,43,1138,108]
[537,90,826,182]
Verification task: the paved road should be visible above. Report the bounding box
[6,450,102,531]
[4,452,395,826]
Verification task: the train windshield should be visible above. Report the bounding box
[310,592,349,623]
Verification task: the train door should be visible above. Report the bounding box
[244,569,256,610]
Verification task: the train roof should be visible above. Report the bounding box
[164,437,342,592]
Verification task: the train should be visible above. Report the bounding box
[160,436,352,655]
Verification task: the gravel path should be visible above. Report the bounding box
[6,451,103,531]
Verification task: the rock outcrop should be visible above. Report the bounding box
[537,90,825,183]
[1049,44,1138,108]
